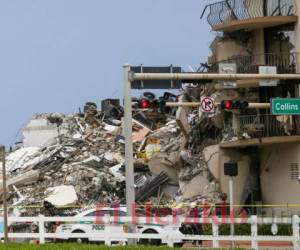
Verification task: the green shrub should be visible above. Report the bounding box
[258,224,292,236]
[202,223,291,236]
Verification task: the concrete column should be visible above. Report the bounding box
[232,113,240,134]
[253,29,265,65]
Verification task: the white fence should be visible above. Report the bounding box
[0,215,300,250]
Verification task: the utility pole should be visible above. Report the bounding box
[1,145,8,243]
[123,64,136,244]
[229,176,234,238]
[224,161,237,248]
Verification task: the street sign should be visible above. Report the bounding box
[130,66,182,89]
[259,66,278,87]
[271,98,300,115]
[200,96,215,113]
[219,63,237,89]
[219,63,236,74]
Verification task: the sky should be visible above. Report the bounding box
[0,0,214,147]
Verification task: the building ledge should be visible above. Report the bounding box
[220,135,300,149]
[213,15,298,32]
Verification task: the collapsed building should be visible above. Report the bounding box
[0,91,225,218]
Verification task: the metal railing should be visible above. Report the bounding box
[201,0,296,28]
[210,52,298,74]
[237,114,300,138]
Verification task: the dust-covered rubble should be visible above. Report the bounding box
[2,92,225,217]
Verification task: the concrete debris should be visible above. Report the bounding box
[148,153,179,182]
[2,109,127,213]
[110,164,126,182]
[45,185,78,207]
[22,115,66,148]
[0,170,40,195]
[2,90,228,216]
[6,147,40,172]
[145,144,162,159]
[132,128,150,143]
[136,171,169,202]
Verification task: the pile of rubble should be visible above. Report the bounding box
[1,91,224,216]
[3,111,126,214]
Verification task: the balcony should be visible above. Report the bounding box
[220,114,300,148]
[239,114,300,138]
[201,0,297,32]
[210,52,298,74]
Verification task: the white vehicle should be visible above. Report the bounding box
[55,206,185,245]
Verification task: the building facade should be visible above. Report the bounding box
[201,0,300,214]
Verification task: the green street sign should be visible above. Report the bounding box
[271,98,300,115]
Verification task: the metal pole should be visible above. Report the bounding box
[132,72,300,81]
[1,146,8,243]
[166,102,271,109]
[229,177,234,246]
[123,64,136,244]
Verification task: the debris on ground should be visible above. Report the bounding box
[2,90,226,217]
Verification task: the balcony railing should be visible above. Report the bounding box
[201,0,296,28]
[236,114,300,138]
[210,52,298,73]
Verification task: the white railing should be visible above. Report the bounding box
[0,215,300,250]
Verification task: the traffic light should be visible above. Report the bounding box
[220,100,249,110]
[139,99,151,109]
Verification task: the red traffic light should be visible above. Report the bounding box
[224,100,233,109]
[139,99,151,108]
[220,100,249,110]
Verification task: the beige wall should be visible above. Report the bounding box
[252,29,265,64]
[204,144,220,179]
[260,143,300,206]
[216,143,300,212]
[203,146,251,205]
[214,40,249,62]
[219,149,251,205]
[214,30,264,64]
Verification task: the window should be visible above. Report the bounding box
[84,210,110,217]
[84,210,126,217]
[109,210,126,217]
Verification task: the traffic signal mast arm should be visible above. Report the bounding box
[166,102,270,109]
[131,73,300,81]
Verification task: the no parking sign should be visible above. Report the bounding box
[200,96,215,113]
